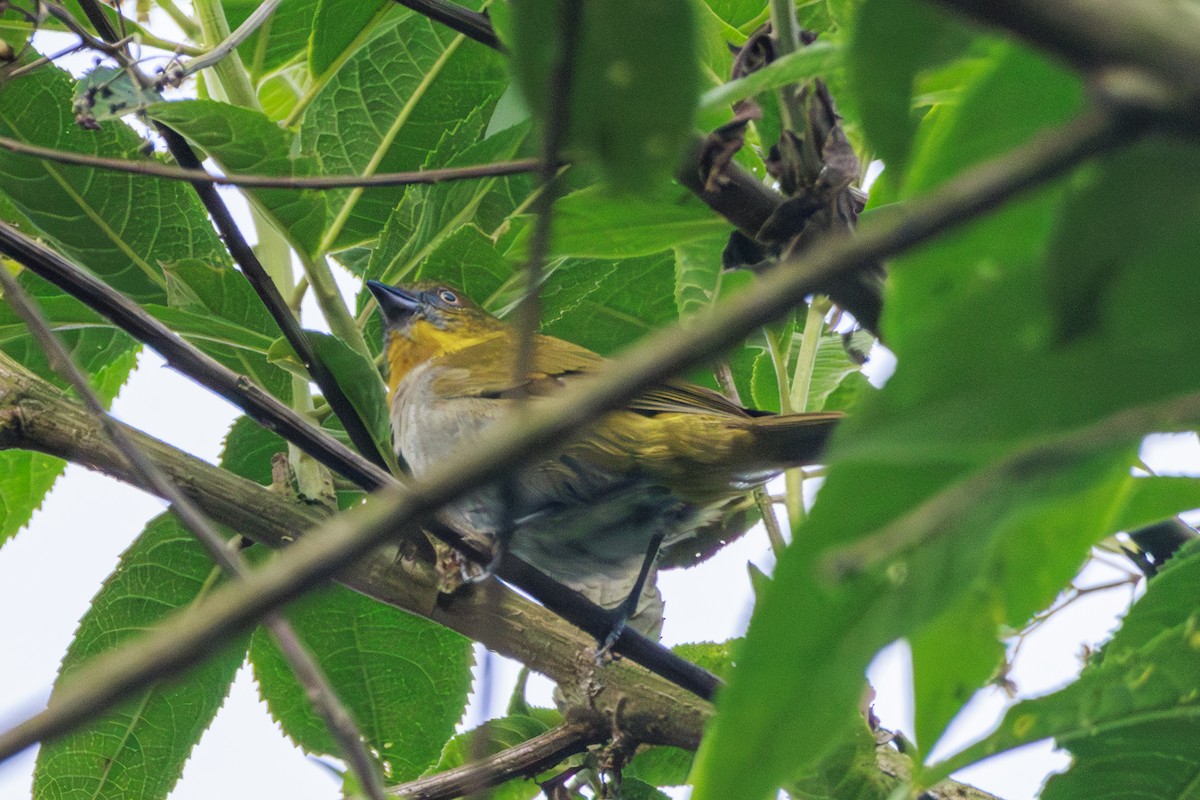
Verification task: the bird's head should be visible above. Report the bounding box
[367,280,508,392]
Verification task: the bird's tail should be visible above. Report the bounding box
[743,411,843,469]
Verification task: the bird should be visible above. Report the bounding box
[367,279,843,641]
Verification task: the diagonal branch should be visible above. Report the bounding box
[928,0,1200,117]
[0,268,389,800]
[73,0,387,467]
[391,0,501,51]
[387,722,604,799]
[0,103,1141,766]
[0,359,713,760]
[0,219,717,698]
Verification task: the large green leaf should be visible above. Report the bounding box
[936,545,1200,797]
[249,584,473,783]
[147,101,327,255]
[847,0,973,187]
[523,183,729,260]
[224,0,321,78]
[299,7,507,249]
[688,43,1115,800]
[540,251,678,356]
[154,258,294,401]
[309,0,393,76]
[500,0,701,190]
[32,514,248,800]
[0,61,228,303]
[218,417,471,781]
[364,112,531,290]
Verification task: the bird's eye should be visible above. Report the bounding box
[438,289,459,305]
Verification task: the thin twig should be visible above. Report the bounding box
[0,138,539,191]
[0,268,389,800]
[0,104,1140,766]
[387,722,604,799]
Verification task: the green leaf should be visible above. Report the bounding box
[673,639,739,680]
[525,183,729,260]
[150,305,292,401]
[300,8,507,249]
[309,0,392,76]
[541,251,678,355]
[32,514,248,800]
[0,451,68,548]
[364,111,531,294]
[699,40,841,112]
[619,778,672,800]
[626,745,694,787]
[150,259,294,402]
[224,0,321,78]
[808,328,874,411]
[700,0,767,31]
[250,583,473,783]
[788,717,896,800]
[847,0,972,184]
[147,101,327,255]
[424,715,551,800]
[1099,539,1200,660]
[0,60,228,303]
[938,589,1200,798]
[688,44,1104,800]
[305,330,393,469]
[673,232,726,319]
[220,415,286,484]
[502,0,701,190]
[1109,477,1200,534]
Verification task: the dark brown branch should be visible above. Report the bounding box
[73,0,387,469]
[155,124,389,466]
[0,219,718,699]
[0,267,388,800]
[391,0,500,51]
[387,722,604,799]
[0,104,1139,766]
[0,135,541,188]
[0,362,712,760]
[0,218,392,489]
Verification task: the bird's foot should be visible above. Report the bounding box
[594,611,629,664]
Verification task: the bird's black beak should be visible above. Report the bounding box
[367,280,421,326]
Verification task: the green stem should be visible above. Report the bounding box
[768,0,806,131]
[788,295,829,412]
[157,0,202,41]
[783,296,830,527]
[754,489,787,556]
[763,325,806,526]
[297,251,371,357]
[192,0,258,108]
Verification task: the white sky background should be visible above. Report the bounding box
[3,12,1200,800]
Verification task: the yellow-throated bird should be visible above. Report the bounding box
[367,280,842,639]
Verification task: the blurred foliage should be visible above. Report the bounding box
[0,0,1197,799]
